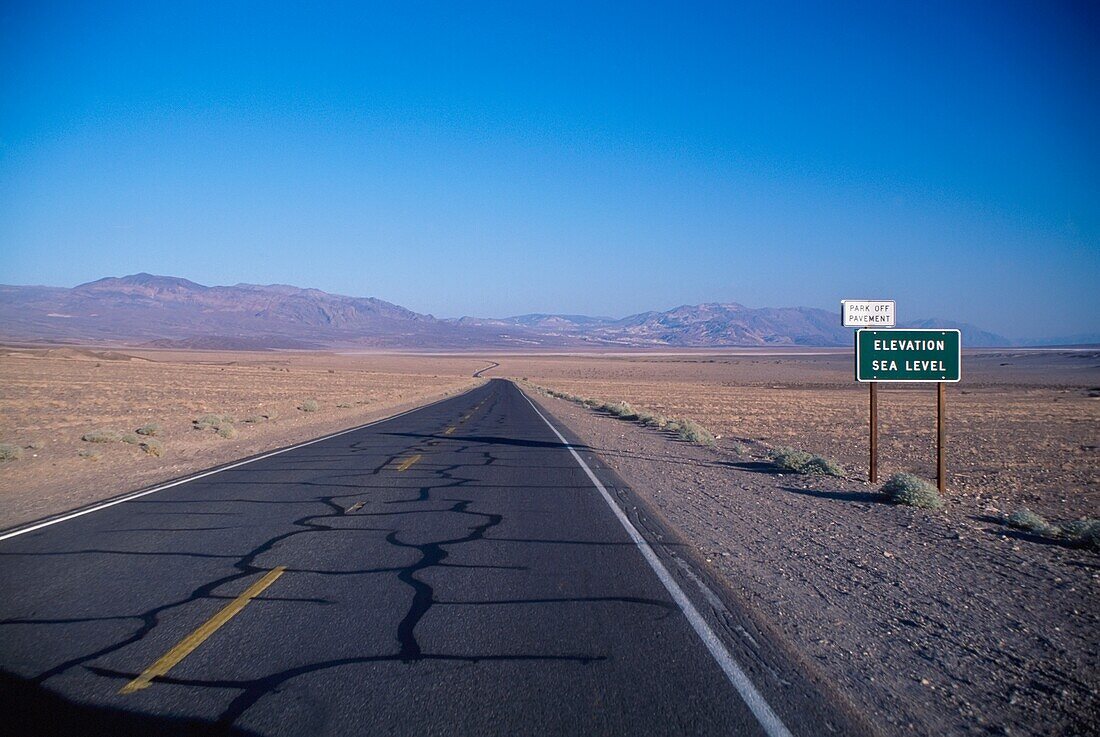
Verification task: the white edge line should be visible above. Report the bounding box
[0,385,482,543]
[520,389,795,737]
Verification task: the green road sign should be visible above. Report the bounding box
[856,329,961,383]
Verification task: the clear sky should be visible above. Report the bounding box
[1,1,1097,339]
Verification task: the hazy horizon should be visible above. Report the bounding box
[2,2,1097,339]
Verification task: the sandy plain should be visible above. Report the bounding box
[488,349,1100,522]
[1,345,1097,733]
[0,347,487,527]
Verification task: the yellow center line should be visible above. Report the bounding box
[395,454,422,471]
[443,426,456,435]
[120,566,286,695]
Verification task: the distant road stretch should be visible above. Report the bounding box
[0,379,861,736]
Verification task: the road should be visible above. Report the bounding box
[0,379,867,736]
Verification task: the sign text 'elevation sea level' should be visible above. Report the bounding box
[841,299,895,327]
[856,329,961,383]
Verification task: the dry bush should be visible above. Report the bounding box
[298,399,320,412]
[135,423,161,437]
[880,473,944,510]
[1059,519,1100,552]
[81,430,121,443]
[0,443,23,462]
[771,448,844,477]
[1005,508,1056,535]
[193,414,234,430]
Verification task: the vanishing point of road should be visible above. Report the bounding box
[0,379,871,736]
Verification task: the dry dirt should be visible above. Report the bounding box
[522,380,1099,736]
[490,349,1100,522]
[0,347,487,527]
[2,346,1096,734]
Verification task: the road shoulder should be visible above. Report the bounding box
[521,384,1098,737]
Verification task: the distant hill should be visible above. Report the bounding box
[898,319,1012,347]
[0,274,490,348]
[0,273,1027,349]
[457,303,852,346]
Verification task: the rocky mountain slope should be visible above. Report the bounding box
[0,273,1013,348]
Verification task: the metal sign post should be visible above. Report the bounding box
[869,382,878,483]
[843,300,896,482]
[853,327,962,490]
[937,382,946,492]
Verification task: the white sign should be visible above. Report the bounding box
[842,300,896,328]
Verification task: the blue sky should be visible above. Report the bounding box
[1,1,1096,338]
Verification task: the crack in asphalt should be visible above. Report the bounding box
[1,415,647,728]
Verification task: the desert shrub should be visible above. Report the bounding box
[771,448,844,477]
[336,403,352,408]
[880,473,944,510]
[242,414,273,424]
[216,425,239,439]
[298,399,320,412]
[1059,518,1100,551]
[135,423,161,437]
[730,442,748,455]
[635,411,667,428]
[193,414,234,430]
[1005,508,1055,535]
[140,439,164,457]
[120,433,141,445]
[78,449,101,460]
[0,443,23,462]
[675,419,716,446]
[604,401,637,420]
[81,430,120,443]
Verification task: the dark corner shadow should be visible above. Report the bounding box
[0,670,257,737]
[779,486,883,503]
[383,431,590,451]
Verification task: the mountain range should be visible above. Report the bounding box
[0,273,1023,349]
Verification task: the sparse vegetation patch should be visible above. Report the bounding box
[298,399,320,412]
[526,382,717,447]
[140,439,164,457]
[771,447,844,477]
[673,419,716,446]
[880,473,944,510]
[193,414,234,430]
[0,443,23,462]
[1005,508,1056,535]
[81,430,121,443]
[1058,518,1100,552]
[135,423,161,437]
[999,510,1099,552]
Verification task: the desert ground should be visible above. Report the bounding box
[1,346,1097,734]
[489,349,1100,522]
[502,351,1099,736]
[0,347,487,527]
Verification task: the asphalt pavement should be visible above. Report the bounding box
[0,379,869,736]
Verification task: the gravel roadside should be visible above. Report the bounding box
[524,385,1098,736]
